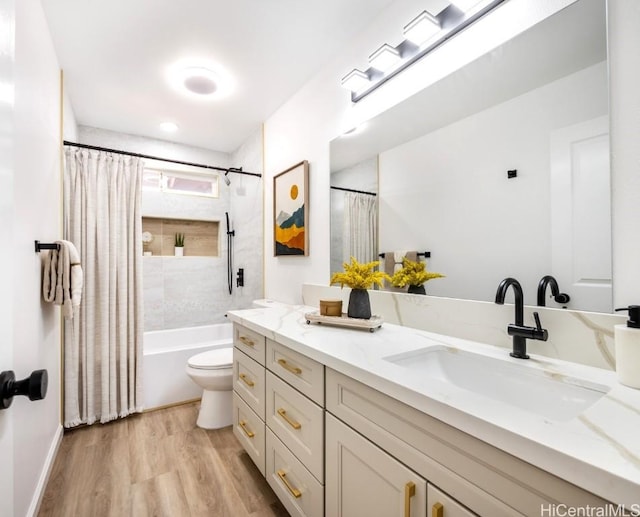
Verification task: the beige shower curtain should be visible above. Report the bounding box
[63,147,144,427]
[343,191,377,264]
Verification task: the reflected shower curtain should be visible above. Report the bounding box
[343,192,377,264]
[63,147,144,427]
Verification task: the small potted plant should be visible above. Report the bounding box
[330,257,389,319]
[174,233,185,256]
[390,257,444,295]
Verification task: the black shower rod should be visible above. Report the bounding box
[330,185,376,196]
[63,141,262,178]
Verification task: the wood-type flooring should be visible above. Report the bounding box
[38,402,290,517]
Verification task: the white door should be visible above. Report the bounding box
[550,116,612,313]
[325,413,427,517]
[0,0,16,513]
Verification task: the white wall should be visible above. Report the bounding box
[0,0,16,513]
[264,0,576,303]
[379,62,607,305]
[13,0,64,515]
[230,127,265,307]
[610,0,640,309]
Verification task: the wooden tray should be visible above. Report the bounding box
[304,311,383,332]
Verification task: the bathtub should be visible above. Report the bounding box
[143,323,233,410]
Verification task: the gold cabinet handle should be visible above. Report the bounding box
[277,408,302,430]
[432,502,443,517]
[277,358,302,375]
[277,469,302,498]
[239,335,255,347]
[404,481,416,517]
[239,420,255,438]
[239,373,255,387]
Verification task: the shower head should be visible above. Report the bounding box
[223,170,231,186]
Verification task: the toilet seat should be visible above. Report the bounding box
[187,348,233,370]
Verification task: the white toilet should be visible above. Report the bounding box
[185,347,234,429]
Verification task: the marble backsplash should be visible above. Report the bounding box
[301,283,625,371]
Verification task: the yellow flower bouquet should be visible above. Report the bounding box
[390,258,444,294]
[330,257,389,319]
[330,257,389,290]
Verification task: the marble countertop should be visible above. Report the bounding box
[227,301,640,506]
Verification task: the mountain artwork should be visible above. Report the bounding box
[274,161,309,256]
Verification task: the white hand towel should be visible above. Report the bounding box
[42,240,83,319]
[393,251,407,273]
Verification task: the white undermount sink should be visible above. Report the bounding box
[383,346,610,422]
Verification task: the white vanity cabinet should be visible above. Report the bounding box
[264,338,325,517]
[428,484,476,517]
[231,321,611,517]
[232,325,267,476]
[326,413,428,517]
[325,368,608,516]
[232,325,326,517]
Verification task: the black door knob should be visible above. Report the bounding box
[0,369,48,410]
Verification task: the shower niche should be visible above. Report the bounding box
[142,217,219,257]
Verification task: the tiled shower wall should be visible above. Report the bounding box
[77,125,264,331]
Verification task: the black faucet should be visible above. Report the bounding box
[495,278,548,359]
[537,275,570,307]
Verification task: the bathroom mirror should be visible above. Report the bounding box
[330,0,611,312]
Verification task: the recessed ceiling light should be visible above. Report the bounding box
[167,59,235,100]
[160,122,178,132]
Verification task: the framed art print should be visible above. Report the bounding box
[274,160,309,256]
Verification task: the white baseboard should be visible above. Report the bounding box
[27,424,63,517]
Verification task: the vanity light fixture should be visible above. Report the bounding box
[340,69,371,93]
[341,0,506,102]
[403,11,441,46]
[369,44,402,72]
[449,0,484,13]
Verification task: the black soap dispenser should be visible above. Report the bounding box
[614,305,640,388]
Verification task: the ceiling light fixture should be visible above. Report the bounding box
[180,67,218,95]
[167,59,235,100]
[341,0,506,103]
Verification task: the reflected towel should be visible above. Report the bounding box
[383,251,419,290]
[43,240,83,319]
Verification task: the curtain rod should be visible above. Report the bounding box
[63,141,262,178]
[330,185,377,196]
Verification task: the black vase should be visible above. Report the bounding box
[407,284,426,295]
[348,289,371,319]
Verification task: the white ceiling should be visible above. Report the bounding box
[40,0,396,153]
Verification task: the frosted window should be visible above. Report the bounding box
[142,170,162,191]
[142,169,220,198]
